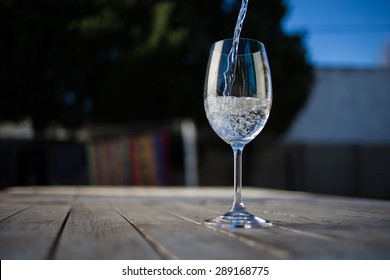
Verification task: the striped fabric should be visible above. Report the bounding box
[87,131,171,186]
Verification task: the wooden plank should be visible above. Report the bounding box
[0,186,76,205]
[172,199,390,259]
[54,202,160,260]
[1,187,389,260]
[159,200,337,259]
[253,196,390,222]
[0,203,29,222]
[116,199,291,259]
[0,204,70,259]
[246,198,390,259]
[3,186,78,196]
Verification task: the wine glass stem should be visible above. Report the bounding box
[231,143,246,212]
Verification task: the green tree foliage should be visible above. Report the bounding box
[0,0,312,135]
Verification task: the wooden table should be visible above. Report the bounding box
[0,186,389,260]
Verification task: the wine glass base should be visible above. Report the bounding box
[205,210,272,229]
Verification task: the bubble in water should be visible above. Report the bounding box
[205,96,270,144]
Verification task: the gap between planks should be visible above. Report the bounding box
[114,205,179,260]
[46,209,71,260]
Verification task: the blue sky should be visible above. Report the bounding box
[282,0,390,67]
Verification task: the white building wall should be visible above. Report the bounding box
[285,68,390,143]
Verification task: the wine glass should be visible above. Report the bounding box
[203,38,272,228]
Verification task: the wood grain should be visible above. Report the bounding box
[54,203,160,259]
[0,186,389,260]
[0,204,70,259]
[117,201,287,259]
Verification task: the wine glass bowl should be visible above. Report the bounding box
[203,38,272,228]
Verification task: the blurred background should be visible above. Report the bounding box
[0,0,389,199]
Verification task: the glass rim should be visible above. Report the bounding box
[210,38,265,55]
